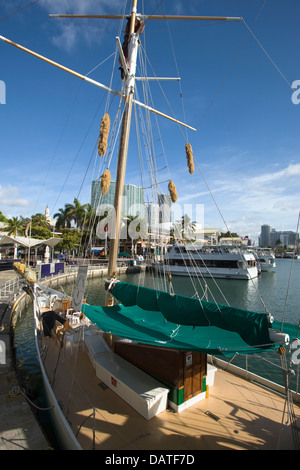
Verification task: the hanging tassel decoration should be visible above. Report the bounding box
[185,142,194,174]
[168,180,178,203]
[98,113,110,157]
[101,169,111,194]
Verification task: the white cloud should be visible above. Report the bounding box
[41,0,125,51]
[174,161,300,240]
[250,163,300,185]
[0,185,31,210]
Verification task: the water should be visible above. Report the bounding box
[13,258,300,429]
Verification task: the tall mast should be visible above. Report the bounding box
[106,0,139,290]
[0,2,242,301]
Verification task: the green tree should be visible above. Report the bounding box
[56,228,81,254]
[220,231,239,238]
[0,211,8,223]
[30,213,52,239]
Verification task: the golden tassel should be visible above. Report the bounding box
[101,169,111,194]
[168,180,178,203]
[185,142,194,174]
[98,113,110,157]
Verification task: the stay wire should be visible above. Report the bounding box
[0,0,40,22]
[280,210,300,331]
[196,0,269,131]
[242,18,293,90]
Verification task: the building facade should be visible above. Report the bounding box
[91,180,145,218]
[259,224,299,248]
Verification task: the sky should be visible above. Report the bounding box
[0,0,299,243]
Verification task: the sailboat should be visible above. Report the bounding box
[3,1,300,450]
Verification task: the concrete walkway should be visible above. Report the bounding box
[0,270,50,450]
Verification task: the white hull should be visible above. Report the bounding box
[251,250,276,272]
[259,263,276,272]
[155,263,258,280]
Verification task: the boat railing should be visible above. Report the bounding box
[0,276,22,301]
[209,354,300,402]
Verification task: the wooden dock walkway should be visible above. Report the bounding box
[0,271,49,450]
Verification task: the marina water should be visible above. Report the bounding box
[13,257,300,440]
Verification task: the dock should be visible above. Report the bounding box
[0,271,49,450]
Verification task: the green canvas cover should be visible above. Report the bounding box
[81,282,297,356]
[111,282,271,347]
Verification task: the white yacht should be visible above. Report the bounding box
[156,244,258,280]
[252,249,276,272]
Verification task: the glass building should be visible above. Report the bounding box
[91,180,145,217]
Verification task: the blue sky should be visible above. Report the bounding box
[0,0,299,242]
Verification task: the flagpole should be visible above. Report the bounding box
[28,219,31,267]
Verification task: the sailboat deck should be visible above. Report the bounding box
[43,331,299,450]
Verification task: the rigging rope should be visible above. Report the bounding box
[278,347,300,450]
[280,210,300,331]
[242,19,293,90]
[0,0,41,22]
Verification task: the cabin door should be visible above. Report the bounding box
[183,352,206,401]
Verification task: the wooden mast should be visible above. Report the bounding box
[105,0,138,305]
[0,4,242,302]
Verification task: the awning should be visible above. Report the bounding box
[43,237,63,248]
[0,235,43,248]
[0,235,62,249]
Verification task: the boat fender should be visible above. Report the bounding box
[269,329,289,345]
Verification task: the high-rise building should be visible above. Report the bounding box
[259,224,271,247]
[91,180,145,218]
[145,193,172,235]
[259,224,299,248]
[158,193,172,228]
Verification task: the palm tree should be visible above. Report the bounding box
[29,213,52,239]
[81,204,96,231]
[5,216,25,258]
[6,216,24,236]
[65,198,88,230]
[80,204,97,254]
[173,214,196,242]
[182,214,196,241]
[31,213,51,230]
[54,207,71,229]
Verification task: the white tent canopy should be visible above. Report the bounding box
[0,235,62,248]
[43,237,63,248]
